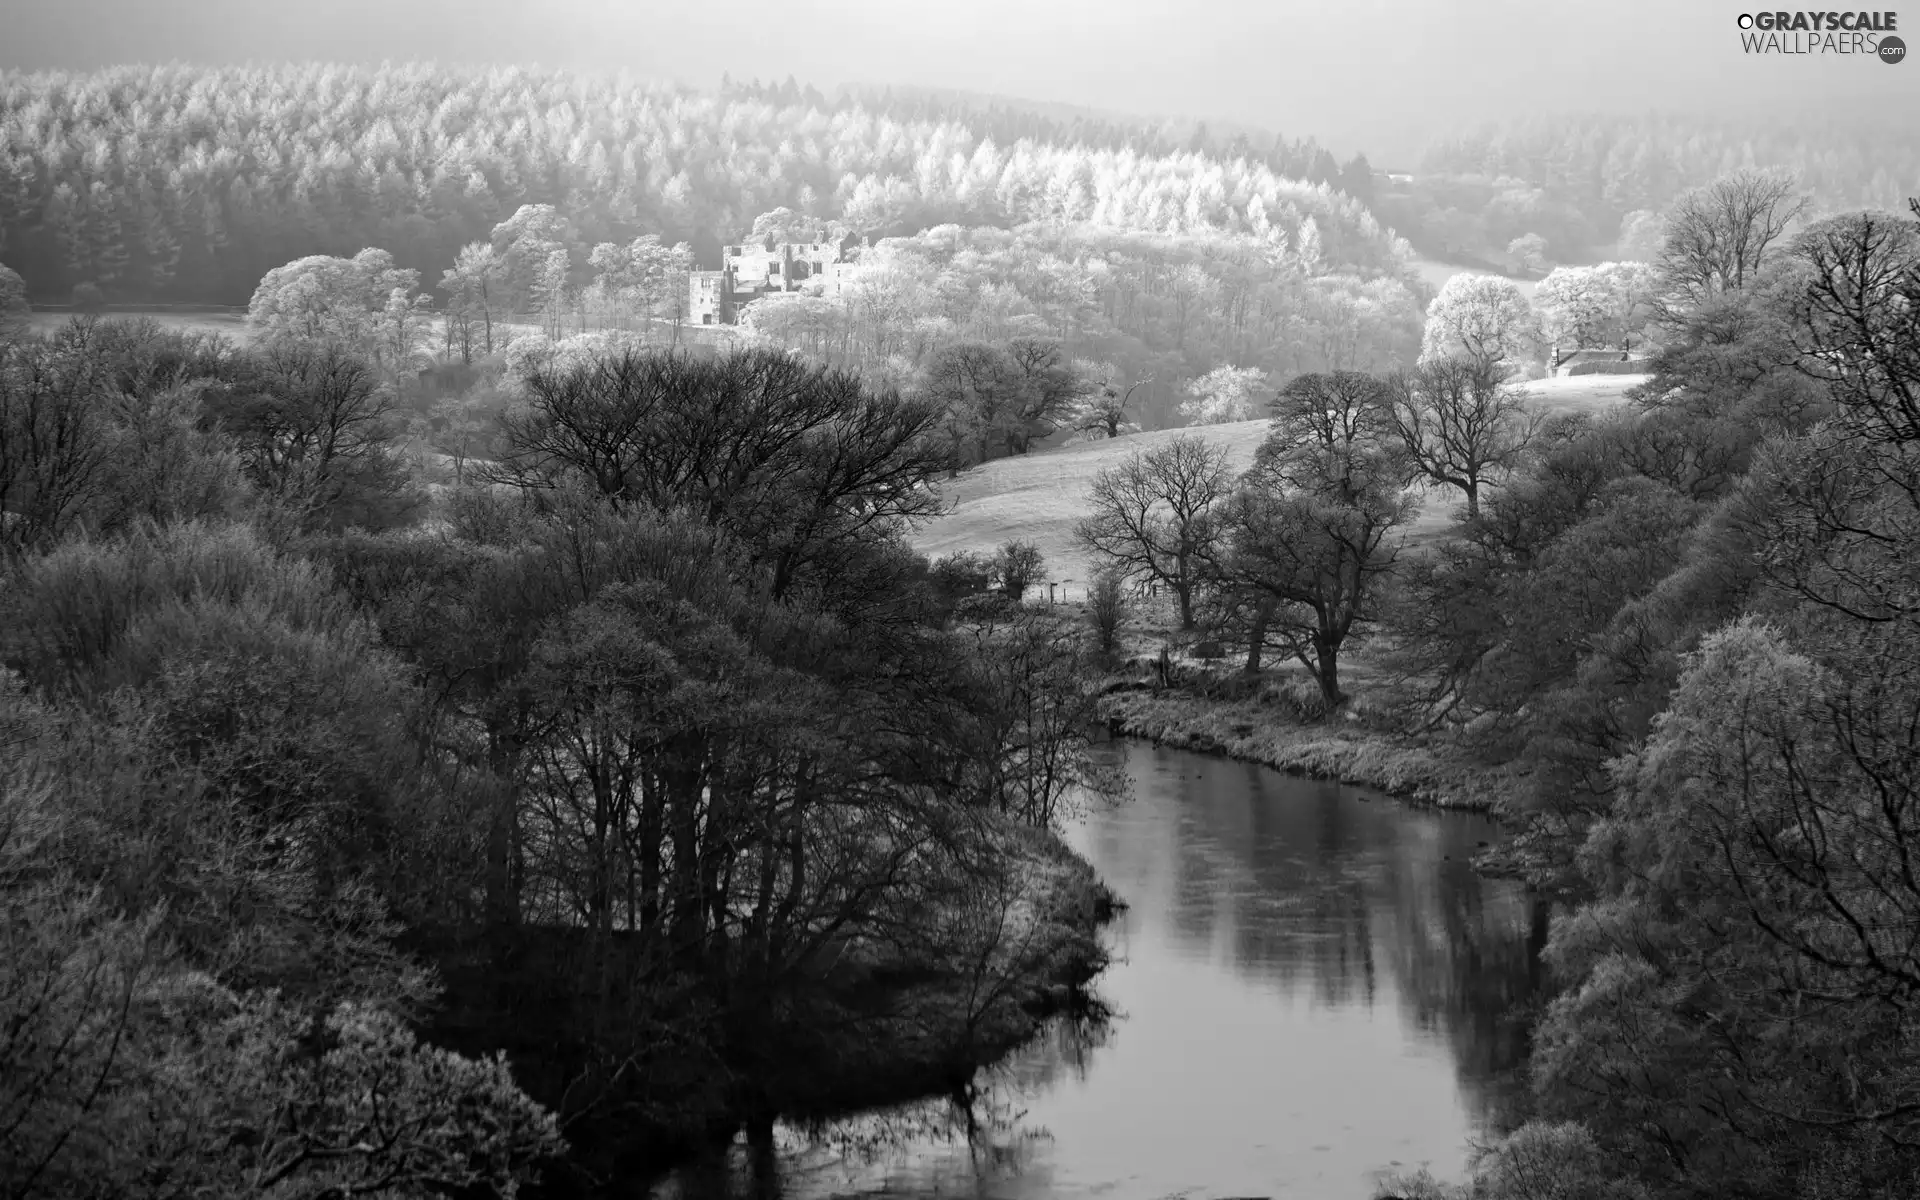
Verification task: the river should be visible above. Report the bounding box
[654,739,1548,1200]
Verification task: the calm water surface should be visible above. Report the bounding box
[657,740,1546,1200]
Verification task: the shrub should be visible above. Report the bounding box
[0,521,351,696]
[1086,571,1128,655]
[996,539,1046,603]
[929,550,994,606]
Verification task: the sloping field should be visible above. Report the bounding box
[910,374,1648,589]
[29,307,249,340]
[914,422,1269,591]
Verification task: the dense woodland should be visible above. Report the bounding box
[0,308,1121,1194]
[817,81,1369,196]
[1063,176,1920,1200]
[0,63,1408,306]
[1385,112,1920,269]
[736,222,1425,431]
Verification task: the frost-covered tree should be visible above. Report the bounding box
[1418,273,1543,373]
[1178,365,1271,425]
[1535,262,1657,359]
[1507,232,1549,273]
[246,248,428,376]
[0,262,26,342]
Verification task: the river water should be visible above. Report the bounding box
[656,739,1547,1200]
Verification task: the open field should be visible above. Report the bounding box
[910,373,1648,589]
[29,306,250,340]
[26,307,740,354]
[913,422,1267,594]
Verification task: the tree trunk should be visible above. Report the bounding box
[484,719,524,928]
[1313,635,1344,709]
[1464,481,1480,521]
[1174,556,1196,630]
[747,1114,778,1200]
[1243,600,1274,673]
[639,770,663,935]
[665,742,705,963]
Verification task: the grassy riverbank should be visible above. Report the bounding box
[1099,683,1524,815]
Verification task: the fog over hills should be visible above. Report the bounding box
[3,0,1913,163]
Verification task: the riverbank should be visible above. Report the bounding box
[1099,683,1529,818]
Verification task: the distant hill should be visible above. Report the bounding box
[836,82,1332,156]
[823,80,1369,198]
[0,64,1401,305]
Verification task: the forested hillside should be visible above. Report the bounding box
[821,81,1368,195]
[738,222,1423,429]
[1383,111,1920,267]
[0,63,1409,305]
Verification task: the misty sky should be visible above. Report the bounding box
[2,0,1913,162]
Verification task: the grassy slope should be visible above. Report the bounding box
[914,422,1267,589]
[29,308,250,340]
[911,375,1646,586]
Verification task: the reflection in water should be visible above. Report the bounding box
[654,741,1545,1200]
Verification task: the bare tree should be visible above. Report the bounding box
[996,538,1046,602]
[1070,371,1149,439]
[1075,435,1231,630]
[1266,369,1403,497]
[1003,337,1084,451]
[1790,209,1920,447]
[0,323,112,555]
[1658,168,1808,311]
[1387,357,1539,519]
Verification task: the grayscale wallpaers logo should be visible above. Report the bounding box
[1735,10,1905,59]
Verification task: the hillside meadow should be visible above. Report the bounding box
[911,373,1646,588]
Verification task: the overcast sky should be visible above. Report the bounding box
[1,0,1913,162]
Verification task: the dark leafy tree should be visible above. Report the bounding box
[995,538,1046,602]
[1206,373,1414,703]
[203,340,423,532]
[491,348,947,599]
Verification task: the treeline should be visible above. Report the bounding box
[739,223,1426,433]
[0,312,1121,1192]
[814,81,1373,199]
[1387,111,1920,266]
[0,63,1407,306]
